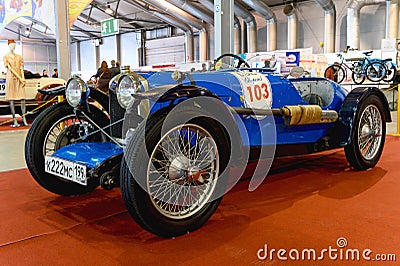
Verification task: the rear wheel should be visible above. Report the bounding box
[366,62,386,82]
[344,95,386,170]
[25,102,109,195]
[324,65,345,83]
[121,106,230,237]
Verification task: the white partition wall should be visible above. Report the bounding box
[146,35,185,66]
[120,32,140,68]
[99,35,117,66]
[70,42,79,72]
[21,42,57,76]
[79,40,97,73]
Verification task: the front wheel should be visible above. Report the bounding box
[324,65,345,83]
[351,65,365,84]
[25,102,110,195]
[344,95,386,170]
[121,106,230,237]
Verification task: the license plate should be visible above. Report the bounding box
[0,78,5,96]
[45,156,87,186]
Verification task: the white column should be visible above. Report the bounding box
[54,0,71,80]
[214,0,234,56]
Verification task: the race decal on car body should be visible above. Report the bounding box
[232,72,272,119]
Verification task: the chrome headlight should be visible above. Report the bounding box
[66,77,86,107]
[116,75,140,109]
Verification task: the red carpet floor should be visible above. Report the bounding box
[0,137,399,265]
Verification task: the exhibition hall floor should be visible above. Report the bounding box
[0,116,399,265]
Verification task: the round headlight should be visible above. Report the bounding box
[116,75,139,109]
[66,77,86,107]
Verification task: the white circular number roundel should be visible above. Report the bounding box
[232,72,273,119]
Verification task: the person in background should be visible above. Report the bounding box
[208,61,215,71]
[201,63,207,72]
[52,68,58,78]
[94,61,111,93]
[110,60,120,78]
[42,69,48,77]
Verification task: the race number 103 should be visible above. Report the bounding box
[246,83,269,102]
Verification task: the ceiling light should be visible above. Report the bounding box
[105,4,113,15]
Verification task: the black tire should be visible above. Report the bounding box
[324,65,345,84]
[365,62,386,82]
[344,95,386,170]
[25,101,110,195]
[351,66,365,85]
[121,105,230,237]
[382,62,396,82]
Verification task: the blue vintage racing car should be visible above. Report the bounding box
[25,54,391,237]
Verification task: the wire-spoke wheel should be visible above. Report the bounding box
[344,95,386,170]
[148,124,219,219]
[357,105,382,160]
[25,102,109,195]
[121,105,231,237]
[351,65,365,84]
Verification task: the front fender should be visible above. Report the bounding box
[339,87,391,146]
[127,85,245,162]
[89,88,109,113]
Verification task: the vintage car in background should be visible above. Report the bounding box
[0,70,66,116]
[25,54,391,238]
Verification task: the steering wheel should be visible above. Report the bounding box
[214,53,250,69]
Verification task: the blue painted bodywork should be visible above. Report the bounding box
[53,69,352,169]
[52,142,123,169]
[145,71,348,146]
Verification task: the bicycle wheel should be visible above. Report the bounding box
[351,65,365,84]
[365,61,386,82]
[324,65,345,83]
[382,62,396,82]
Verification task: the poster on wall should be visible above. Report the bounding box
[68,0,92,27]
[4,0,32,24]
[0,0,92,35]
[0,0,5,24]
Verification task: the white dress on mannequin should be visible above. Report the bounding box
[3,47,25,100]
[3,42,27,127]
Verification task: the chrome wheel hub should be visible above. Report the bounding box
[147,124,219,219]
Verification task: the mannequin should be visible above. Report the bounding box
[3,40,28,127]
